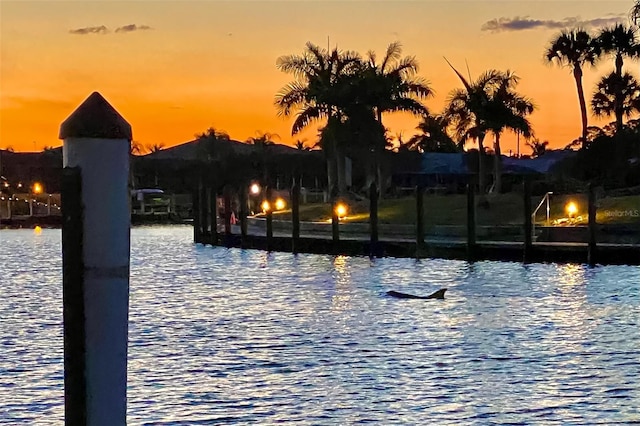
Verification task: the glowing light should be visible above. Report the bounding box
[250,183,261,195]
[566,201,578,218]
[335,203,348,218]
[32,182,43,194]
[274,197,286,210]
[34,226,42,235]
[261,200,270,212]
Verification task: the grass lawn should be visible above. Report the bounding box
[269,193,640,226]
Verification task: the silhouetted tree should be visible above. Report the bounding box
[275,42,361,194]
[596,24,639,131]
[408,114,458,153]
[246,132,278,184]
[483,71,535,193]
[360,42,433,187]
[545,29,600,147]
[444,66,509,192]
[591,71,640,128]
[526,138,549,157]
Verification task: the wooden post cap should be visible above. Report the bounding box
[59,92,132,140]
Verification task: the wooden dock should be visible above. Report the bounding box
[197,223,640,266]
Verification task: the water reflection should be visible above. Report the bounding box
[1,227,639,425]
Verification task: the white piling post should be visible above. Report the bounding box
[60,91,131,425]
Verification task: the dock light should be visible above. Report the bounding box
[261,200,270,212]
[250,183,261,195]
[335,203,348,219]
[566,201,578,218]
[274,197,286,210]
[32,182,43,194]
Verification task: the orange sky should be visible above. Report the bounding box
[1,1,636,154]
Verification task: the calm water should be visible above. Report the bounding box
[1,226,639,424]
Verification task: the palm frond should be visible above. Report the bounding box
[292,106,327,135]
[274,82,309,117]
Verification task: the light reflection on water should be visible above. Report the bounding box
[1,226,639,424]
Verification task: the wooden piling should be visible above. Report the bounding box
[369,182,379,252]
[239,184,248,248]
[331,186,339,244]
[291,180,300,253]
[523,178,533,262]
[193,179,201,244]
[208,186,218,245]
[588,183,597,266]
[224,185,232,246]
[266,186,273,250]
[61,166,86,425]
[467,179,476,261]
[200,178,209,240]
[416,185,424,251]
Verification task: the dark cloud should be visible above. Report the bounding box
[115,24,153,33]
[69,25,109,35]
[481,15,626,33]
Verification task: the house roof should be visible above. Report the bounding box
[502,150,576,174]
[418,149,576,176]
[142,139,303,161]
[421,153,469,175]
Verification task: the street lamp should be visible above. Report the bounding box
[33,182,43,194]
[250,183,261,195]
[274,197,286,211]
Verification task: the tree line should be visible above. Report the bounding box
[274,6,640,194]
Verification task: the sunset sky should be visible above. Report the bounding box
[1,0,636,154]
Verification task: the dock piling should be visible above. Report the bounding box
[523,178,533,262]
[266,186,273,250]
[588,183,597,266]
[224,185,232,247]
[59,91,131,425]
[331,186,339,245]
[61,166,86,425]
[467,179,476,261]
[239,184,248,248]
[209,186,218,245]
[369,182,379,255]
[292,179,300,253]
[416,185,424,252]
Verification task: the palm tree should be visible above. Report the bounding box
[195,127,230,164]
[591,71,640,125]
[246,132,279,184]
[526,138,549,158]
[482,71,535,193]
[407,114,459,153]
[357,42,433,189]
[596,24,639,131]
[632,1,640,25]
[363,42,432,122]
[294,139,309,151]
[146,143,165,153]
[545,29,600,147]
[275,42,361,194]
[443,66,505,191]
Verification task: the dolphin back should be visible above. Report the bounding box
[386,288,447,300]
